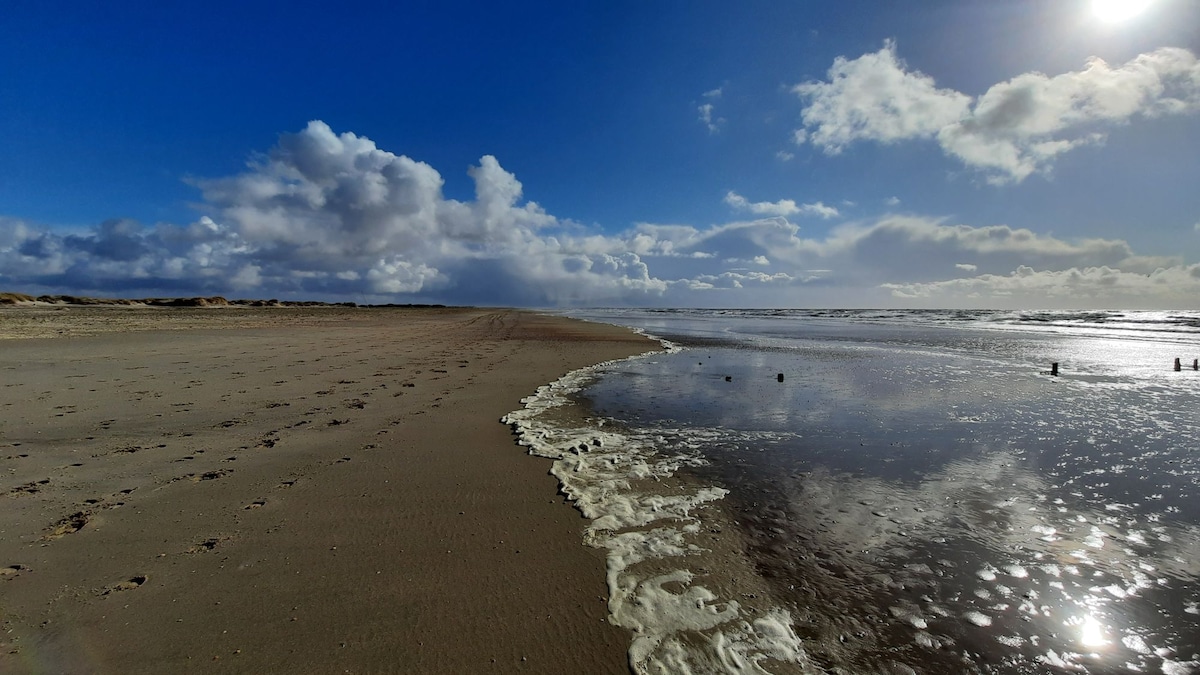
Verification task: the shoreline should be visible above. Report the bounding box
[537,308,1200,674]
[502,338,810,674]
[0,307,658,673]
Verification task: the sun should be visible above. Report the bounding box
[1091,0,1153,23]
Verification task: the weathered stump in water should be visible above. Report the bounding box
[1175,358,1182,372]
[1051,362,1059,377]
[777,373,784,382]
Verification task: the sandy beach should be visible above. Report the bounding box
[0,305,657,674]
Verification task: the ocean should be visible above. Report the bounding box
[504,309,1200,674]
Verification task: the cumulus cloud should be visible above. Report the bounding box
[724,191,839,219]
[2,121,1193,308]
[794,42,1200,182]
[793,40,971,154]
[0,122,669,305]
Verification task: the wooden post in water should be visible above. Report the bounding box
[1175,358,1182,372]
[1050,362,1058,377]
[777,373,785,382]
[1194,358,1198,371]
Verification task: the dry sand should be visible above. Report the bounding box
[0,306,657,674]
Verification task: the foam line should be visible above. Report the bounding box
[502,343,808,674]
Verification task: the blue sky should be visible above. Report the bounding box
[2,0,1199,307]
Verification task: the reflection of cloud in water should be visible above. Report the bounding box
[566,309,1200,673]
[766,450,1200,673]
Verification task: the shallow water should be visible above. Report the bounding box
[549,309,1200,674]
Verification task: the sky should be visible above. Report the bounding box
[2,0,1199,308]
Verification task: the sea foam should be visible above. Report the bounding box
[502,340,808,674]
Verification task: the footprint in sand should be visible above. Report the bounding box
[244,499,267,509]
[8,479,50,496]
[188,538,225,553]
[1,564,30,578]
[46,511,91,539]
[103,575,147,594]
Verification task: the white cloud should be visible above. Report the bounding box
[3,122,1194,308]
[775,150,795,162]
[883,264,1200,308]
[676,270,796,291]
[793,40,971,154]
[617,213,1179,294]
[884,196,901,206]
[365,258,443,294]
[1,122,666,305]
[698,103,724,134]
[724,191,839,219]
[794,43,1200,183]
[703,87,723,99]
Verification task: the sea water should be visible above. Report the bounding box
[504,309,1200,674]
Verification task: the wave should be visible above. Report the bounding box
[501,343,810,674]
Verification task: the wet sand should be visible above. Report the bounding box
[0,306,657,674]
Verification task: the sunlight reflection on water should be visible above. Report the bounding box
[1078,613,1108,649]
[571,309,1200,673]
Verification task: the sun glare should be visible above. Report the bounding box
[1079,614,1110,648]
[1092,0,1153,23]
